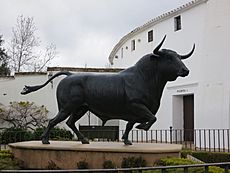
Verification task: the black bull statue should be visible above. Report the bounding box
[21,36,195,145]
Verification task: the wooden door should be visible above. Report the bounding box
[183,95,194,141]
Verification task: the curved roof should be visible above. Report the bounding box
[108,0,208,65]
[47,67,124,73]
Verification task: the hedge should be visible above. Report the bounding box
[181,150,230,163]
[0,127,73,144]
[151,157,226,173]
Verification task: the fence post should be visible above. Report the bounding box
[224,165,229,173]
[170,126,172,144]
[184,167,188,173]
[204,166,209,173]
[162,168,167,173]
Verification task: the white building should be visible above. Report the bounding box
[109,0,230,134]
[0,67,122,129]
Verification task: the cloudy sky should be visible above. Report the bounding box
[0,0,191,68]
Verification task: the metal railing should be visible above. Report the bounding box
[1,128,230,152]
[0,162,230,173]
[118,128,230,152]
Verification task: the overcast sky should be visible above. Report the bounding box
[0,0,192,68]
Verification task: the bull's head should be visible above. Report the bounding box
[152,35,195,81]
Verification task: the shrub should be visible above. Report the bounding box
[180,149,193,158]
[0,158,21,170]
[153,157,225,173]
[157,157,197,166]
[181,149,230,163]
[77,160,89,169]
[0,150,13,159]
[0,151,21,170]
[33,127,73,141]
[121,156,146,168]
[32,127,44,140]
[0,127,33,144]
[191,151,230,163]
[0,101,48,130]
[50,127,73,140]
[103,160,116,169]
[46,160,60,170]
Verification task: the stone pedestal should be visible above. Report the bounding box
[9,141,182,169]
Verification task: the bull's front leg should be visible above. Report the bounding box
[128,102,157,131]
[122,122,135,145]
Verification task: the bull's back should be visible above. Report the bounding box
[84,74,126,112]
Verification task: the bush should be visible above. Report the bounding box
[77,160,89,169]
[0,101,48,130]
[0,127,33,144]
[0,150,20,170]
[181,150,230,163]
[46,160,60,170]
[50,127,74,140]
[121,156,146,168]
[0,127,73,144]
[33,127,73,141]
[0,150,13,159]
[156,157,197,166]
[32,127,44,140]
[152,157,226,173]
[180,149,193,158]
[0,158,21,170]
[191,151,230,163]
[103,160,116,169]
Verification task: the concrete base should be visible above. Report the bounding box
[9,141,182,169]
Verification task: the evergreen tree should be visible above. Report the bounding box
[0,35,10,76]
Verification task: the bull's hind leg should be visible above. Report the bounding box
[41,110,69,144]
[136,116,157,131]
[66,107,89,144]
[122,122,134,145]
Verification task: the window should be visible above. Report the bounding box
[121,48,123,58]
[131,40,135,51]
[174,15,181,31]
[148,30,153,42]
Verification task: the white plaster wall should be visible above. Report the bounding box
[195,0,230,129]
[0,74,67,128]
[115,0,230,131]
[0,72,117,129]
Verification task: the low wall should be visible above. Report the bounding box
[9,141,182,169]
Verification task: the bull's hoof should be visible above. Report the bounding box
[81,138,90,144]
[42,138,50,144]
[124,139,132,145]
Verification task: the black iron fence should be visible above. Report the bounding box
[1,128,230,152]
[0,162,230,173]
[118,128,230,152]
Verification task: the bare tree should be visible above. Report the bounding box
[33,43,57,72]
[8,15,56,72]
[0,101,49,130]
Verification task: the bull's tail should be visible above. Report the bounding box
[21,71,72,95]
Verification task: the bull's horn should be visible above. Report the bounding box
[153,35,167,56]
[180,44,195,59]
